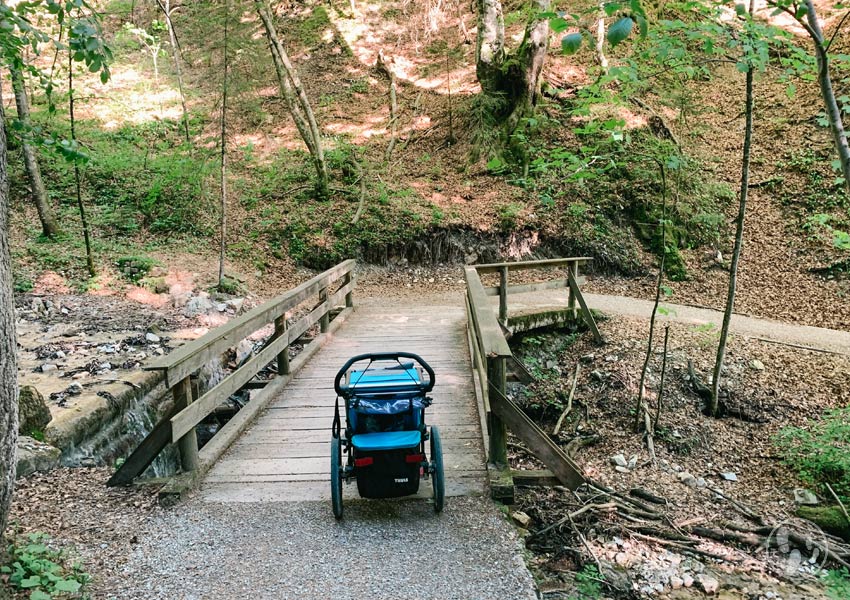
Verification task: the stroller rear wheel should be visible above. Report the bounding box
[331,435,343,519]
[430,426,445,512]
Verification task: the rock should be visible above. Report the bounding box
[696,477,707,488]
[184,295,214,318]
[627,455,638,469]
[215,302,227,313]
[796,505,850,541]
[614,552,628,566]
[226,298,245,313]
[678,472,698,487]
[40,363,58,373]
[696,574,719,594]
[672,463,683,472]
[31,297,45,313]
[793,488,819,506]
[145,332,161,344]
[55,350,66,359]
[18,386,52,434]
[615,466,631,474]
[464,253,479,265]
[511,511,532,528]
[580,354,595,363]
[67,382,83,396]
[682,574,694,588]
[749,359,765,371]
[590,370,606,382]
[670,576,684,590]
[721,472,738,481]
[16,436,61,478]
[236,339,254,365]
[610,454,628,468]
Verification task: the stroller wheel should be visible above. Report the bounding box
[331,435,343,519]
[430,426,445,512]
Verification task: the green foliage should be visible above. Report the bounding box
[775,408,850,500]
[496,202,523,231]
[294,5,331,48]
[116,255,156,282]
[826,569,850,600]
[14,273,34,293]
[2,533,89,599]
[573,563,602,599]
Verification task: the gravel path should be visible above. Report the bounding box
[506,291,850,355]
[105,496,536,600]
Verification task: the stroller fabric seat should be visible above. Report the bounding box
[347,364,422,395]
[351,430,421,452]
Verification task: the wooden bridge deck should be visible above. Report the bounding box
[200,301,488,502]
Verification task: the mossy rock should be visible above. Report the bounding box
[18,386,51,435]
[796,505,850,541]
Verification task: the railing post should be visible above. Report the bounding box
[487,356,507,466]
[343,271,354,308]
[567,261,578,319]
[319,286,329,333]
[274,314,290,375]
[174,375,199,472]
[498,266,508,324]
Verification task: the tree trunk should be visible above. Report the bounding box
[219,0,229,288]
[805,0,850,196]
[476,0,550,132]
[0,83,19,539]
[254,0,329,198]
[711,0,755,415]
[157,0,191,144]
[68,54,95,277]
[10,65,58,238]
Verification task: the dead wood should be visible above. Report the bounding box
[553,364,580,435]
[630,487,668,506]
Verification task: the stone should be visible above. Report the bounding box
[793,488,818,506]
[682,574,694,588]
[615,466,631,474]
[184,295,214,318]
[696,477,707,488]
[18,386,52,434]
[590,370,606,382]
[678,471,697,487]
[670,576,684,590]
[511,511,532,528]
[67,382,83,396]
[145,332,161,344]
[610,454,628,468]
[215,302,227,313]
[55,350,66,359]
[16,436,61,478]
[696,574,719,594]
[796,505,850,540]
[749,359,765,371]
[721,472,738,481]
[580,354,595,363]
[614,552,628,566]
[40,363,58,373]
[627,455,638,469]
[226,298,245,313]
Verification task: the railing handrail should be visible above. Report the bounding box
[473,256,592,274]
[146,259,356,387]
[464,267,511,358]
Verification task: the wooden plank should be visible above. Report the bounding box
[482,278,585,296]
[146,260,354,386]
[474,257,592,274]
[464,267,511,358]
[498,266,508,323]
[487,356,507,465]
[170,282,353,442]
[489,388,585,490]
[174,376,199,471]
[567,270,603,344]
[512,469,559,487]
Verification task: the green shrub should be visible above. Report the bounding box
[116,255,156,282]
[826,568,850,600]
[2,532,89,599]
[774,407,850,500]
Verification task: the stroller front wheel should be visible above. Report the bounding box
[331,435,344,519]
[430,426,445,512]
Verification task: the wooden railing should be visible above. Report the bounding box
[465,258,601,500]
[108,260,356,486]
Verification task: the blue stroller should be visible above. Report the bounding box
[331,352,445,519]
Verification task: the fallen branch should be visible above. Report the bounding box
[553,364,580,435]
[350,158,366,225]
[826,482,850,526]
[630,487,668,506]
[531,502,618,538]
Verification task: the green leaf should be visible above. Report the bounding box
[29,591,51,600]
[735,60,750,73]
[607,16,633,46]
[603,2,621,16]
[561,32,583,54]
[832,159,842,171]
[735,3,747,15]
[20,576,41,588]
[786,83,797,98]
[486,157,505,172]
[550,17,569,33]
[54,578,82,593]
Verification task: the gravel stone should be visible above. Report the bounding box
[108,496,537,599]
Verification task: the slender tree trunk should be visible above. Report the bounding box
[711,0,756,415]
[505,0,550,131]
[218,0,229,288]
[476,0,505,96]
[805,0,850,196]
[0,83,19,540]
[596,2,609,74]
[10,65,58,238]
[254,0,329,198]
[68,54,95,277]
[157,0,191,144]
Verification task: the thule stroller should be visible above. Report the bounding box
[330,352,445,519]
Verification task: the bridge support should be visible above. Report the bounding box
[174,376,199,472]
[487,356,507,466]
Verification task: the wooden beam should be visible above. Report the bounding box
[463,267,511,358]
[512,469,559,487]
[145,260,355,387]
[487,356,507,466]
[474,257,592,274]
[568,261,578,318]
[489,387,585,490]
[174,376,198,471]
[107,401,181,486]
[482,278,586,297]
[498,266,508,324]
[567,270,603,344]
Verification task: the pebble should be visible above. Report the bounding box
[67,383,83,395]
[610,454,628,468]
[721,472,738,482]
[793,488,818,505]
[615,466,631,474]
[696,574,719,594]
[683,574,694,588]
[670,576,684,590]
[627,455,638,469]
[41,364,58,373]
[511,511,531,528]
[145,332,161,343]
[749,359,765,371]
[678,471,697,487]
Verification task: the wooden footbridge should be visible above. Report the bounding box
[109,259,600,503]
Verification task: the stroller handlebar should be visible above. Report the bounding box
[334,352,435,396]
